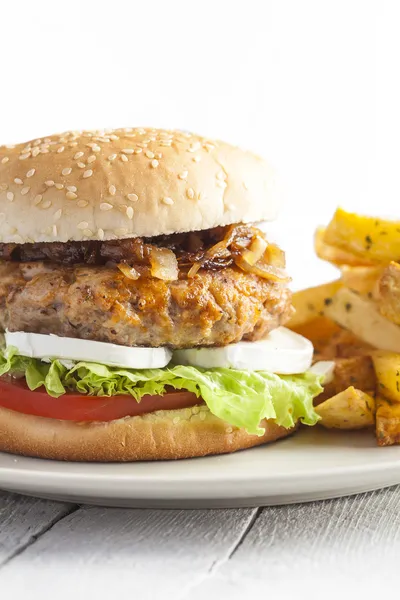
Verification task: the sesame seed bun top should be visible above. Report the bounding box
[0,127,279,243]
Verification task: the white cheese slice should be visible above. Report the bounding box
[173,327,314,374]
[5,331,172,370]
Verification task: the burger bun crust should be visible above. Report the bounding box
[0,404,294,461]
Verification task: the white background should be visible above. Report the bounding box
[0,0,398,287]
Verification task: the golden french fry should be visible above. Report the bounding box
[315,355,376,403]
[287,280,342,328]
[340,265,382,296]
[376,396,400,446]
[315,227,375,267]
[324,208,400,263]
[324,287,400,352]
[316,387,375,429]
[378,261,400,326]
[371,351,400,403]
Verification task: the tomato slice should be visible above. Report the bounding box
[0,378,200,422]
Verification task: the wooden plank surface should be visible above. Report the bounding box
[0,488,400,598]
[0,491,75,567]
[0,503,258,599]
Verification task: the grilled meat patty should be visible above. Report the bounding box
[0,262,292,348]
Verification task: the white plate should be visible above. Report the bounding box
[0,427,399,508]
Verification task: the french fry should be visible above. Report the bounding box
[340,265,382,297]
[315,355,376,403]
[316,387,375,430]
[324,208,400,263]
[315,227,374,266]
[290,316,342,355]
[376,396,400,446]
[324,287,400,352]
[287,279,342,328]
[371,351,400,403]
[378,261,400,326]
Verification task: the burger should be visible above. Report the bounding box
[0,128,323,461]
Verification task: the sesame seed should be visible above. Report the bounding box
[55,183,64,190]
[0,183,8,191]
[66,185,77,192]
[151,159,159,168]
[186,187,195,199]
[126,206,134,219]
[41,199,52,209]
[21,186,30,195]
[1,157,9,164]
[114,228,128,236]
[97,228,105,240]
[6,192,14,201]
[14,178,23,185]
[26,168,35,178]
[77,162,86,169]
[40,148,49,154]
[122,149,134,154]
[78,199,89,207]
[178,171,188,180]
[69,141,78,147]
[83,229,93,237]
[83,169,93,179]
[32,148,40,157]
[134,148,142,154]
[77,221,89,230]
[193,155,201,162]
[87,155,96,164]
[57,146,65,153]
[62,168,72,176]
[53,225,58,236]
[188,142,201,152]
[66,192,78,200]
[45,180,55,187]
[54,209,62,220]
[74,152,84,160]
[109,185,116,196]
[19,153,30,160]
[159,140,172,146]
[145,150,155,159]
[108,154,117,161]
[34,194,43,205]
[121,154,128,162]
[127,193,138,202]
[100,202,113,211]
[162,196,174,205]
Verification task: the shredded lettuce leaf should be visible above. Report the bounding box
[0,347,322,435]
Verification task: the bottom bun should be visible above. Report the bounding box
[0,404,295,461]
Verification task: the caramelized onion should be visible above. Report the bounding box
[117,263,140,280]
[234,254,289,282]
[150,247,179,281]
[241,235,268,266]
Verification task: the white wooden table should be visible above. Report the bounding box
[1,487,399,598]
